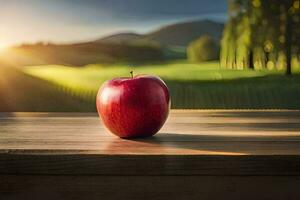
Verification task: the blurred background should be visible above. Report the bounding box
[0,0,299,112]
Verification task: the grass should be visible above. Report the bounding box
[21,61,300,110]
[0,65,93,111]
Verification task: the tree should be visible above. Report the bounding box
[187,35,219,63]
[221,0,300,75]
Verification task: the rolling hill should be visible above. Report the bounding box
[99,33,144,44]
[1,19,224,66]
[1,42,164,66]
[96,19,224,47]
[146,20,224,47]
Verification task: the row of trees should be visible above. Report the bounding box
[220,0,300,75]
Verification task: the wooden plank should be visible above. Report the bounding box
[0,110,300,175]
[1,175,300,200]
[0,154,300,175]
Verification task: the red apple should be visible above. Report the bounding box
[96,74,170,138]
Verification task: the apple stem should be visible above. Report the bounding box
[130,71,133,79]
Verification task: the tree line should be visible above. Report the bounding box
[220,0,300,75]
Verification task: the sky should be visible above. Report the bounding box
[0,0,227,48]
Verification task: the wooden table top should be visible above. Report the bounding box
[1,110,300,176]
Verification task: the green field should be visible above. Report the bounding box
[0,65,92,112]
[21,61,300,110]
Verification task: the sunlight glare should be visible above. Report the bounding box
[0,43,8,52]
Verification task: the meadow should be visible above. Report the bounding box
[19,61,300,111]
[0,65,92,112]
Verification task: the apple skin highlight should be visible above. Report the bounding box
[96,75,170,138]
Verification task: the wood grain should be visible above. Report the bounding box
[0,110,300,175]
[1,175,300,200]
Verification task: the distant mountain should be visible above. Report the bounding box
[146,20,224,47]
[96,19,224,47]
[97,33,144,44]
[3,19,224,66]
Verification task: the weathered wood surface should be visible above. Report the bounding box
[1,110,300,200]
[0,110,300,175]
[1,175,300,200]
